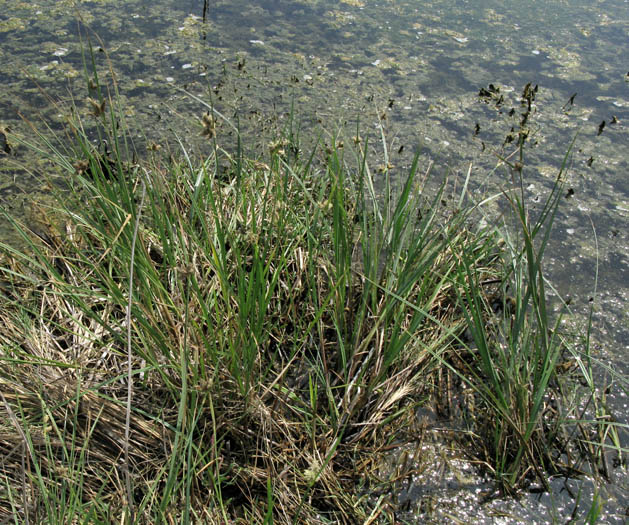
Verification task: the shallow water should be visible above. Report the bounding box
[0,0,627,521]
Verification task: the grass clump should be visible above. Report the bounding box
[0,92,623,522]
[0,110,477,522]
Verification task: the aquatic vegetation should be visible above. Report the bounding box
[0,0,627,519]
[0,75,624,522]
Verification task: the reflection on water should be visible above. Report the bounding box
[0,0,627,520]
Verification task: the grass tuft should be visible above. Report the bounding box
[0,83,624,522]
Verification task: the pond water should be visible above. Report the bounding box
[0,0,627,521]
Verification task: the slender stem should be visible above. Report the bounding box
[124,176,147,524]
